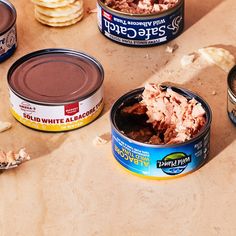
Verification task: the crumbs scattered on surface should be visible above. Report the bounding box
[0,148,30,169]
[93,133,111,146]
[144,54,151,60]
[165,44,179,53]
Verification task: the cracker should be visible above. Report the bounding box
[35,13,83,26]
[32,0,75,8]
[35,0,83,17]
[198,47,235,73]
[35,8,83,23]
[0,121,11,133]
[181,54,195,67]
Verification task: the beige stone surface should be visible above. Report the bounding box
[0,0,235,235]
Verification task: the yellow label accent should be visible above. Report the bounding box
[11,102,104,132]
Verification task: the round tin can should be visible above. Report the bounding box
[0,0,17,62]
[110,86,212,179]
[97,0,184,46]
[8,49,104,132]
[227,65,236,125]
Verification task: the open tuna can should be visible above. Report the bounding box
[110,85,212,179]
[97,0,184,46]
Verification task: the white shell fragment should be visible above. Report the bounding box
[18,148,31,161]
[198,47,235,73]
[0,148,30,169]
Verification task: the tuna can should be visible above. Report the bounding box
[110,86,212,179]
[227,65,236,125]
[0,0,17,62]
[97,0,184,46]
[8,48,104,132]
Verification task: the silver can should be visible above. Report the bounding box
[228,66,236,125]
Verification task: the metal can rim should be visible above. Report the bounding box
[110,86,212,149]
[97,0,184,19]
[227,65,236,100]
[7,48,104,106]
[0,0,17,35]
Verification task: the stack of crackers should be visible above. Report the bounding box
[32,0,84,27]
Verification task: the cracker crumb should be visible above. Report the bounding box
[165,44,179,53]
[181,54,196,67]
[0,121,12,133]
[93,133,111,146]
[198,47,235,73]
[212,90,217,95]
[144,54,151,59]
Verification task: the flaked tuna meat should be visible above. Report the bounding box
[102,0,179,14]
[126,127,154,142]
[192,103,206,118]
[119,83,206,145]
[149,135,162,145]
[122,102,147,115]
[142,83,206,144]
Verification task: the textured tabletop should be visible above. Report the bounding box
[0,0,235,235]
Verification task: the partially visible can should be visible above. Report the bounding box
[110,87,212,179]
[227,65,236,125]
[0,0,17,62]
[97,0,184,46]
[8,49,104,132]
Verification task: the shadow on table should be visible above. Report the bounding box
[100,43,236,163]
[161,45,236,162]
[0,129,68,174]
[0,124,69,158]
[185,0,225,30]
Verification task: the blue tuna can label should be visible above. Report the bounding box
[97,0,184,46]
[110,87,212,179]
[0,0,17,62]
[0,24,17,62]
[112,128,210,179]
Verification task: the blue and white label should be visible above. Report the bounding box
[0,24,17,62]
[111,128,210,178]
[97,3,184,46]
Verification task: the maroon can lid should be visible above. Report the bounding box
[8,49,104,104]
[0,0,16,35]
